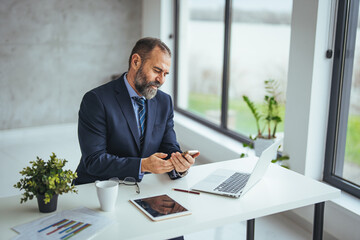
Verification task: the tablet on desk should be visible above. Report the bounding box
[129,194,191,221]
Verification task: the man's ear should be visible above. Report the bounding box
[131,54,142,70]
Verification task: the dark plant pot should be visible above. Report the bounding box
[36,194,58,213]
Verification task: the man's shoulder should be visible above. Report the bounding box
[151,90,173,112]
[86,74,125,96]
[154,89,171,102]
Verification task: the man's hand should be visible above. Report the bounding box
[141,153,174,174]
[170,152,199,173]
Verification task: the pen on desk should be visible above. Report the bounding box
[173,188,200,195]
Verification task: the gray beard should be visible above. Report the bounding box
[134,66,161,99]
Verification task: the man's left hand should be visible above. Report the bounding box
[170,152,199,173]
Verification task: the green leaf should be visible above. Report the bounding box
[277,156,290,161]
[243,95,263,137]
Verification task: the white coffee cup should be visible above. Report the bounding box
[95,180,118,212]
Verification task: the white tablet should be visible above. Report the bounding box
[129,194,191,221]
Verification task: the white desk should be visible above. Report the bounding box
[0,157,340,240]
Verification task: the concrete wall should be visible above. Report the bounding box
[0,0,142,130]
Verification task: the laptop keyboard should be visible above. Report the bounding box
[214,172,250,194]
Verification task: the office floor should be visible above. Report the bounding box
[0,123,313,239]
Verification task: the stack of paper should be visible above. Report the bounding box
[12,207,113,240]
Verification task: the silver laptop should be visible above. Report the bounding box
[191,140,282,198]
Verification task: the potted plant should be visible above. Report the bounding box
[243,79,283,157]
[14,153,78,213]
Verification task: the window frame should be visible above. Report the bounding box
[324,0,360,198]
[173,0,252,145]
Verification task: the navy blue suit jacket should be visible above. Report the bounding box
[74,73,181,184]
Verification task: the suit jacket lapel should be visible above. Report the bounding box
[115,74,141,150]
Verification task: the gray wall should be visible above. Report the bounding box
[0,0,142,130]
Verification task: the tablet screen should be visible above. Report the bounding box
[130,194,191,221]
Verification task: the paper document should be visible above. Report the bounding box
[12,207,113,240]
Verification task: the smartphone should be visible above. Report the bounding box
[181,150,199,157]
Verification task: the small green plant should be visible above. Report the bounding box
[271,155,290,169]
[243,79,282,139]
[14,153,78,204]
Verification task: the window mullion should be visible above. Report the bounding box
[220,0,232,129]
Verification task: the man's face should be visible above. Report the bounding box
[134,47,171,99]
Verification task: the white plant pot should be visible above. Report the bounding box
[254,138,276,159]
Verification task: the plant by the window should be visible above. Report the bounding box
[271,155,290,169]
[14,153,78,204]
[243,79,282,139]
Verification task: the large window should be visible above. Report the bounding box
[324,0,360,198]
[175,0,225,126]
[174,0,292,142]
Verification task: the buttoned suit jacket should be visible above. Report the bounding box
[74,73,181,184]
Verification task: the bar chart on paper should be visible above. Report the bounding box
[12,207,112,240]
[37,218,92,239]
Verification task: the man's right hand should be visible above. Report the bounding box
[141,153,174,174]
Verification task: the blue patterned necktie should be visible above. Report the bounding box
[132,97,146,146]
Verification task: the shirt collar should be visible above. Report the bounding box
[124,73,142,99]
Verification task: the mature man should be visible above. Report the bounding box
[74,37,199,185]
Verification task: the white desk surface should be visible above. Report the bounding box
[0,157,340,240]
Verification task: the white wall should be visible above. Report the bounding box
[284,0,333,180]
